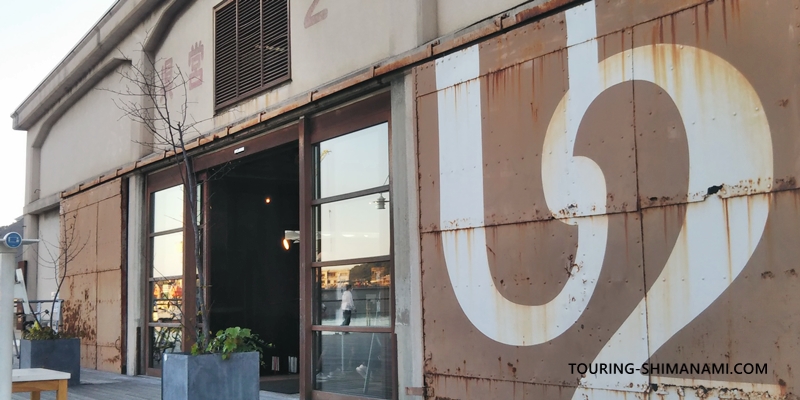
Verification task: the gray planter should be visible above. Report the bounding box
[20,338,81,387]
[162,351,260,400]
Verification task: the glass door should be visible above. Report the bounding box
[146,184,185,374]
[309,118,395,399]
[144,171,203,377]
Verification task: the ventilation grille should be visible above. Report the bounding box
[214,0,290,109]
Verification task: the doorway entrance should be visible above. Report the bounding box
[143,92,396,398]
[206,140,301,393]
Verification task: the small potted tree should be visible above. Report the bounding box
[19,213,85,387]
[162,327,271,399]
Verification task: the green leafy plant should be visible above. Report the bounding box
[22,321,72,341]
[191,327,273,363]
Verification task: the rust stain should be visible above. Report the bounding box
[669,14,677,45]
[61,300,97,343]
[104,354,121,364]
[420,0,800,400]
[774,177,796,191]
[433,23,500,56]
[730,0,741,23]
[375,46,428,76]
[513,0,574,26]
[721,0,728,41]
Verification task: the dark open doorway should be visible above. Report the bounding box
[206,140,300,394]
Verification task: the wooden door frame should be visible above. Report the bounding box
[300,90,397,400]
[143,125,298,377]
[141,91,397,399]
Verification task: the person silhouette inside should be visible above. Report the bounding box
[341,284,355,326]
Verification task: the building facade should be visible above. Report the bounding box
[10,0,800,399]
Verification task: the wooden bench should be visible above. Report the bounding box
[12,368,70,400]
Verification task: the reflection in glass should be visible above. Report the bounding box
[317,123,389,199]
[149,326,182,369]
[151,279,183,322]
[152,185,184,232]
[313,332,392,399]
[314,265,390,327]
[313,192,390,262]
[152,232,184,279]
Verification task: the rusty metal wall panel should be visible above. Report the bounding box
[420,212,645,388]
[97,197,123,272]
[81,343,97,370]
[478,11,567,76]
[60,179,124,374]
[416,0,800,398]
[67,204,98,276]
[96,270,122,347]
[594,0,709,38]
[62,271,97,369]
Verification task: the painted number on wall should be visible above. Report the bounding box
[304,0,328,28]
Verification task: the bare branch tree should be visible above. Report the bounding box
[101,42,213,351]
[33,213,89,333]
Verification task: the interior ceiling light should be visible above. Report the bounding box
[265,197,272,204]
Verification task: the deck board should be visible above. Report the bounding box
[10,368,299,400]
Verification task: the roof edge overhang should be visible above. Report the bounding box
[10,0,182,132]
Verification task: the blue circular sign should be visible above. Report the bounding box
[4,232,22,249]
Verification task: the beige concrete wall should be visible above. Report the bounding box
[35,209,60,301]
[153,0,215,137]
[159,0,438,130]
[39,66,136,198]
[30,0,530,189]
[436,0,533,35]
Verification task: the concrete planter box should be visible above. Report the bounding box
[162,351,259,400]
[20,338,81,387]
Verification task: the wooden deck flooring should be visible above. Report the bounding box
[10,368,299,400]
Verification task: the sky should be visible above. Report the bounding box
[0,0,117,226]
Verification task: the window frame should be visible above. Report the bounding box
[212,0,292,112]
[299,91,397,399]
[143,167,207,377]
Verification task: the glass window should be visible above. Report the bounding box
[148,182,198,372]
[149,326,182,369]
[313,192,390,262]
[316,123,389,199]
[152,185,184,232]
[152,232,184,279]
[313,332,393,399]
[314,265,391,327]
[151,279,183,322]
[311,114,393,397]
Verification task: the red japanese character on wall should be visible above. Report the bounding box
[189,42,204,90]
[161,57,174,99]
